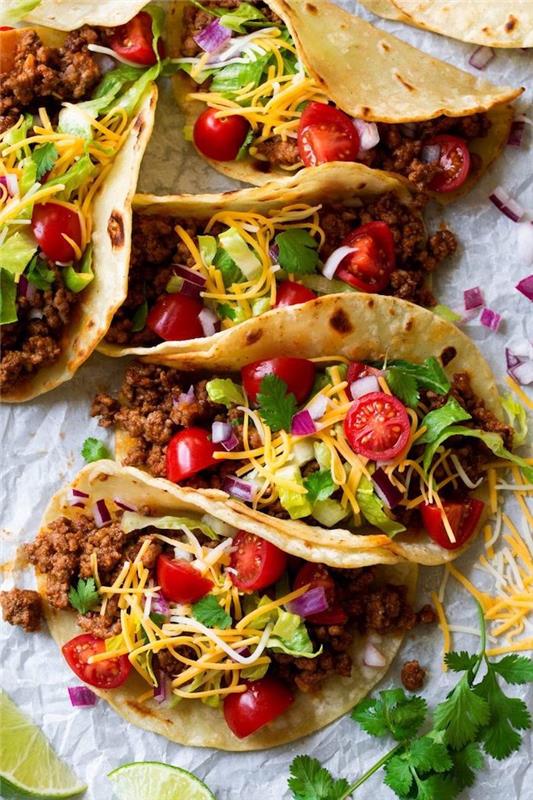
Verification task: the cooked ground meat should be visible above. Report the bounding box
[181,1,281,58]
[417,604,437,625]
[0,588,43,632]
[401,659,426,691]
[77,596,122,639]
[253,135,300,167]
[0,26,101,133]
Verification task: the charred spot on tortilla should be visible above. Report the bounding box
[133,115,145,136]
[505,16,517,32]
[108,211,125,249]
[379,40,391,53]
[305,3,318,13]
[441,346,457,367]
[404,318,413,332]
[361,106,371,119]
[126,700,156,717]
[245,328,263,345]
[329,308,353,334]
[394,73,416,93]
[356,182,368,190]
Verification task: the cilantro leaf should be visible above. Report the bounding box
[450,742,483,790]
[81,437,111,463]
[383,755,413,797]
[387,357,450,396]
[213,247,244,287]
[408,735,453,774]
[491,654,533,684]
[352,688,427,742]
[415,774,459,800]
[474,669,531,759]
[257,374,297,432]
[444,651,479,674]
[217,303,237,320]
[288,756,349,800]
[131,299,148,332]
[192,594,232,630]
[385,367,419,407]
[433,674,490,749]
[31,142,58,180]
[26,253,55,290]
[68,578,100,615]
[275,230,320,275]
[304,469,335,505]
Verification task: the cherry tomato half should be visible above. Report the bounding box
[241,357,316,405]
[229,530,287,592]
[166,427,220,482]
[347,361,381,385]
[294,562,348,625]
[336,222,395,293]
[275,280,317,308]
[223,677,294,738]
[420,498,484,550]
[193,108,250,162]
[298,102,360,167]
[156,554,213,603]
[62,634,130,688]
[108,11,160,66]
[426,135,471,193]
[31,203,82,264]
[147,294,204,341]
[344,391,410,461]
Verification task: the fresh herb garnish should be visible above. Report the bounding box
[192,594,232,629]
[287,600,533,799]
[217,302,237,321]
[385,367,419,408]
[81,437,111,463]
[275,230,320,275]
[304,469,336,505]
[26,253,55,290]
[385,357,450,406]
[68,578,100,615]
[257,374,297,432]
[31,142,58,180]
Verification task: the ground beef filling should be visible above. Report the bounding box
[401,659,426,692]
[0,588,43,632]
[105,195,455,348]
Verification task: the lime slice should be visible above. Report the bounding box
[108,762,216,800]
[0,690,86,798]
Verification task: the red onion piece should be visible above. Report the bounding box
[506,348,522,370]
[93,498,111,528]
[173,265,206,288]
[291,409,317,436]
[221,431,239,452]
[421,144,440,164]
[480,307,502,332]
[212,421,232,444]
[199,307,218,337]
[174,386,195,407]
[17,275,37,302]
[151,592,170,617]
[68,686,98,707]
[113,497,137,512]
[0,173,19,197]
[153,670,168,704]
[507,119,525,148]
[468,45,495,70]
[350,375,380,398]
[489,187,524,222]
[307,393,329,421]
[269,243,280,262]
[363,642,386,668]
[287,586,329,617]
[463,286,484,310]
[66,487,89,508]
[371,467,403,509]
[223,476,255,502]
[193,18,232,53]
[516,274,533,301]
[322,246,356,280]
[353,119,380,152]
[510,360,533,385]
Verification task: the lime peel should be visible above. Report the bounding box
[108,761,216,800]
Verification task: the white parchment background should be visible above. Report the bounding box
[0,3,532,798]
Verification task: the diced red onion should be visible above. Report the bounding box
[350,375,380,398]
[363,642,386,668]
[193,18,232,53]
[322,246,356,280]
[17,275,36,301]
[291,409,317,436]
[353,119,380,151]
[0,173,19,197]
[307,393,329,421]
[421,144,440,164]
[174,386,195,407]
[66,487,89,508]
[223,476,255,502]
[463,286,484,310]
[199,307,218,337]
[153,670,168,704]
[68,686,98,707]
[287,586,329,617]
[269,243,279,262]
[489,187,524,222]
[510,360,533,385]
[113,497,137,512]
[371,467,403,509]
[93,498,111,528]
[480,307,502,332]
[508,119,526,148]
[173,265,206,288]
[212,421,232,443]
[221,431,239,452]
[151,592,170,617]
[468,45,495,70]
[506,348,522,370]
[516,274,533,301]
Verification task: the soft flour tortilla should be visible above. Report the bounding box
[37,460,418,751]
[1,86,157,402]
[114,293,500,566]
[168,0,521,192]
[2,0,149,29]
[98,161,417,359]
[361,1,533,49]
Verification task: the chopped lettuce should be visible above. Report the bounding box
[217,302,247,323]
[0,270,17,325]
[19,157,37,197]
[299,274,357,295]
[218,228,261,280]
[121,512,218,539]
[0,231,36,279]
[46,154,96,200]
[206,378,245,407]
[198,235,217,266]
[268,609,320,658]
[213,247,243,287]
[251,297,271,317]
[0,112,32,154]
[145,3,166,57]
[433,304,462,323]
[356,475,406,537]
[314,441,332,471]
[422,426,533,483]
[311,498,349,527]
[0,0,41,24]
[241,661,270,680]
[220,2,269,32]
[417,397,472,444]
[111,61,161,116]
[292,439,315,467]
[26,254,55,290]
[501,393,528,447]
[63,245,94,293]
[273,464,313,520]
[210,54,270,95]
[58,106,94,141]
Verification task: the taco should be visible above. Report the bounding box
[98,162,457,358]
[360,1,533,49]
[92,294,532,567]
[168,0,522,198]
[0,5,170,402]
[4,459,422,750]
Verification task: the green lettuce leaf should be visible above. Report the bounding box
[0,112,32,154]
[0,231,37,279]
[26,254,55,290]
[218,228,261,280]
[213,247,243,287]
[273,464,313,520]
[501,393,528,447]
[46,154,96,200]
[311,498,349,528]
[268,609,321,658]
[121,512,218,539]
[0,270,17,325]
[356,475,406,537]
[211,54,270,95]
[417,397,472,444]
[198,234,217,266]
[206,378,245,407]
[110,61,161,116]
[0,0,41,25]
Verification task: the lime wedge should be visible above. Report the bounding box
[0,690,86,798]
[108,762,216,800]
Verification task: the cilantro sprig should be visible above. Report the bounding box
[257,374,297,432]
[288,600,533,800]
[192,594,232,629]
[68,578,100,615]
[81,437,111,463]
